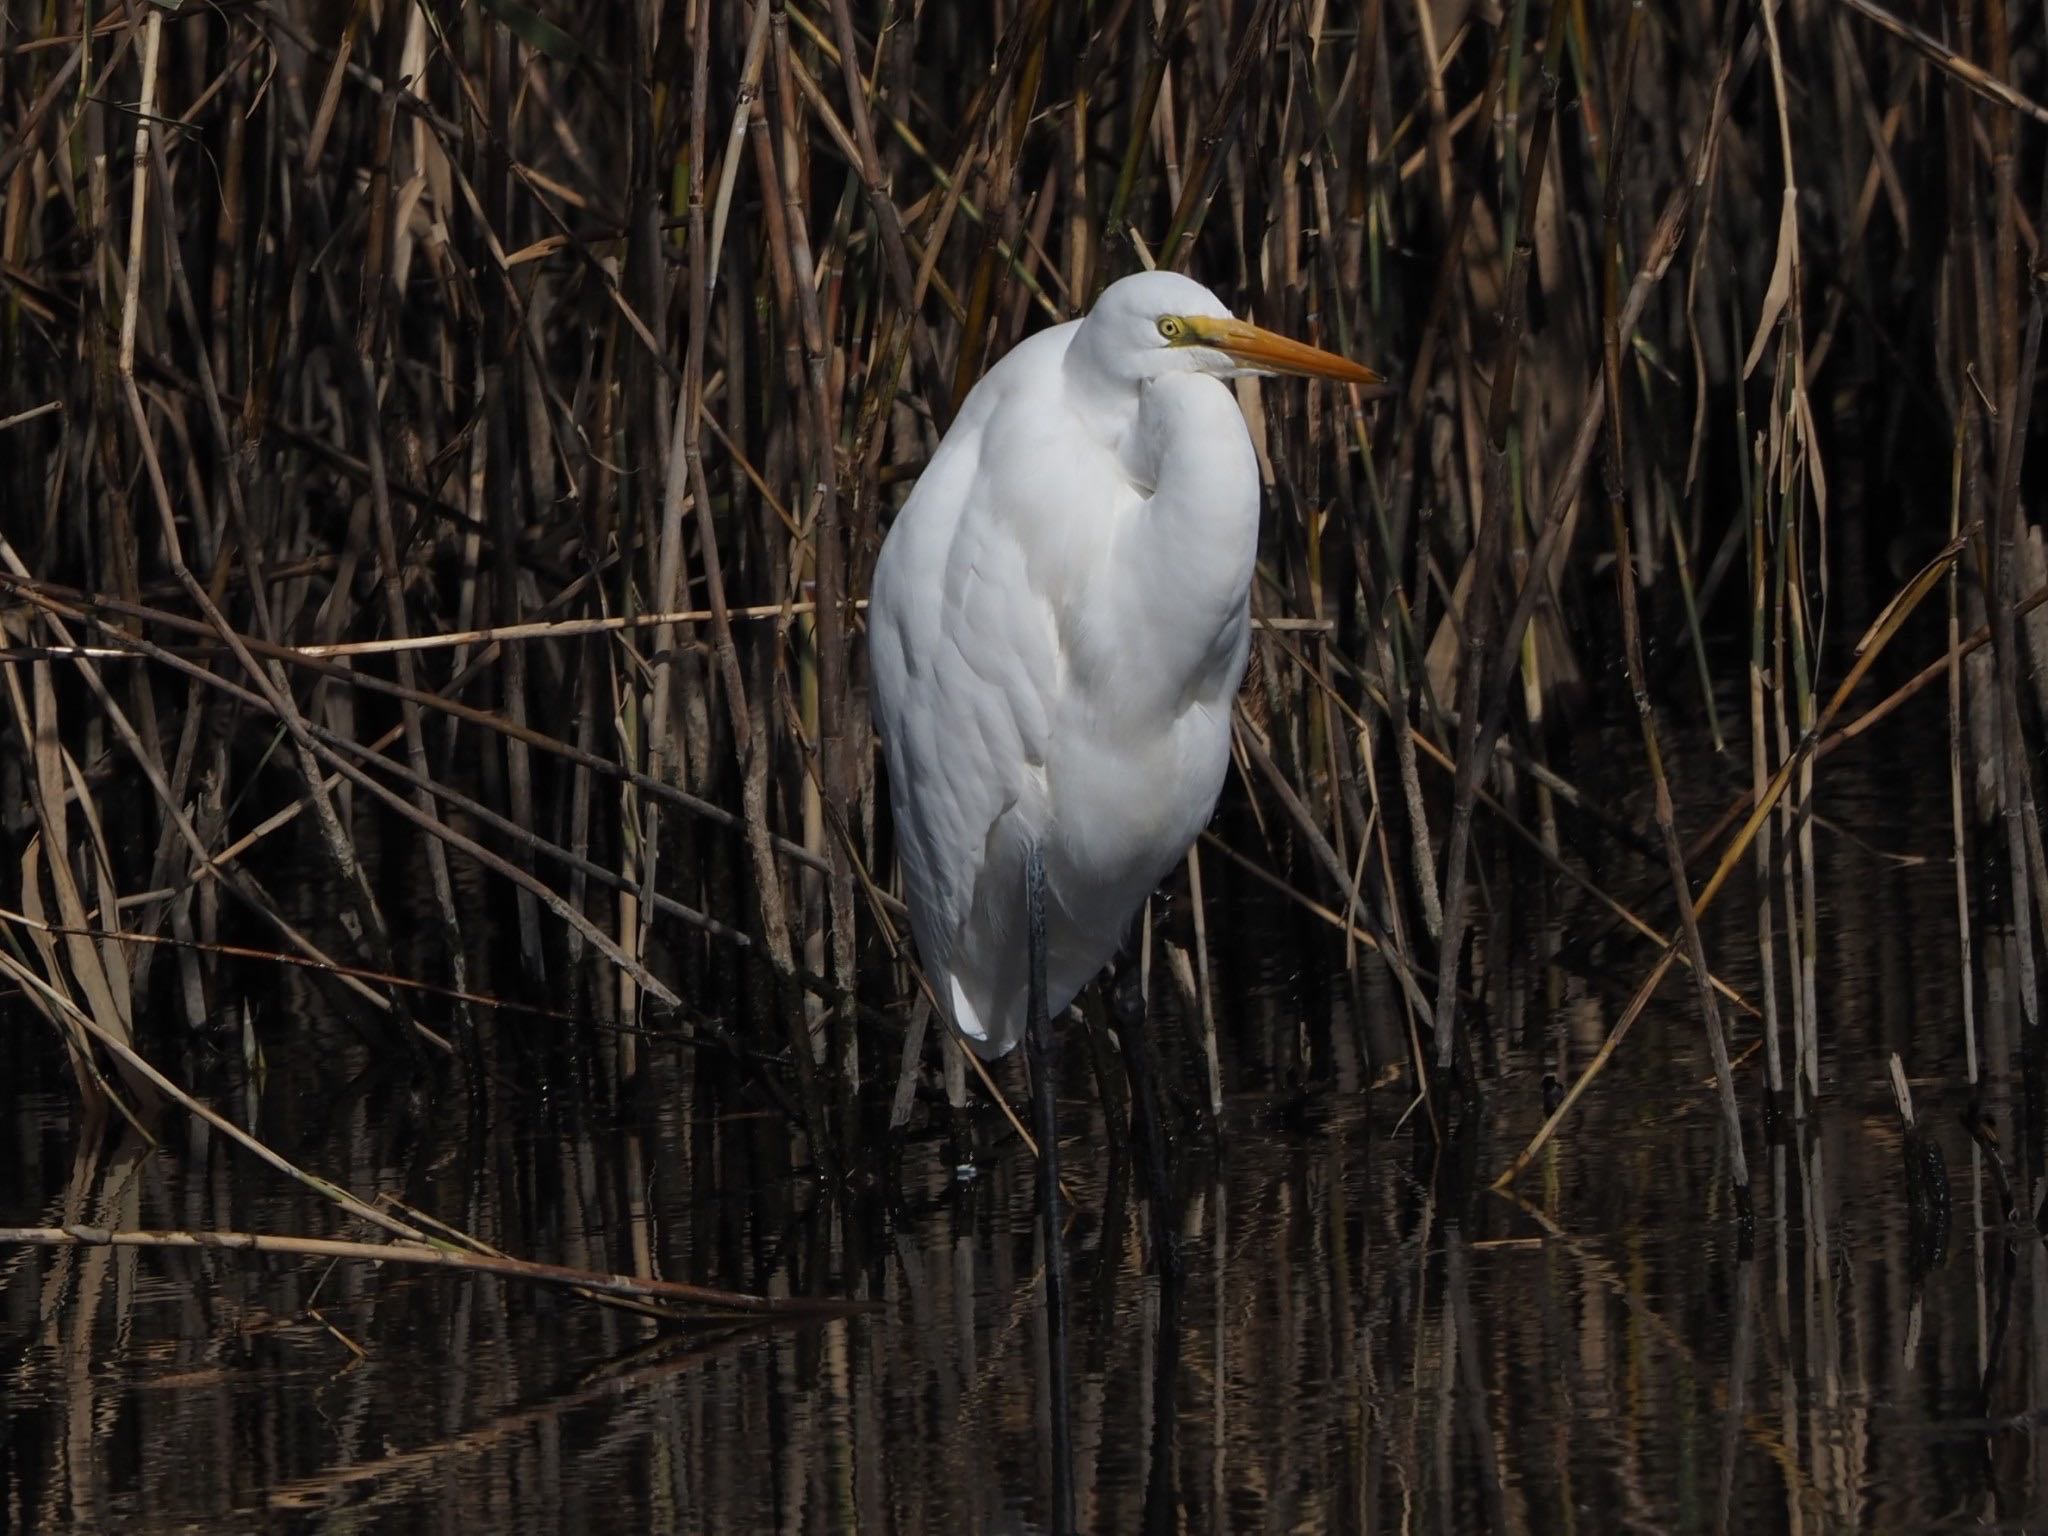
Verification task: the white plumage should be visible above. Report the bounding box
[869,271,1378,1058]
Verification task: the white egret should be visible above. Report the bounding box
[869,266,1381,1200]
[867,269,1380,1532]
[871,270,1381,1057]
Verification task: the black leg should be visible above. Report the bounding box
[1114,958,1183,1283]
[1141,1259,1186,1535]
[1024,844,1075,1536]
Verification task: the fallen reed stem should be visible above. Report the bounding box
[0,1226,869,1317]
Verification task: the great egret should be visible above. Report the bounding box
[868,269,1380,1531]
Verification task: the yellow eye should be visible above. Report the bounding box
[1157,315,1185,341]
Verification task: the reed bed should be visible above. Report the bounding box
[2,0,2046,1207]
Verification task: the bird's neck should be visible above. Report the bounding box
[1061,329,1145,461]
[1060,345,1209,498]
[1083,374,1262,718]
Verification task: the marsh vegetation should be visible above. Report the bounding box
[3,0,2047,1527]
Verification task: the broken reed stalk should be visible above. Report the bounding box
[0,1226,867,1318]
[1984,251,2048,1032]
[3,909,576,1026]
[1948,418,1979,1085]
[1747,324,1784,1106]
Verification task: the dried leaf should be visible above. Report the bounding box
[1743,189,1799,379]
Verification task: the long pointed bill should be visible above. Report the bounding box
[1185,315,1387,389]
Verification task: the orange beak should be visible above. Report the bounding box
[1184,314,1388,390]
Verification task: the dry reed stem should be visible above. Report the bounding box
[0,1226,869,1317]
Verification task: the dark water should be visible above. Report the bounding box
[5,715,2045,1533]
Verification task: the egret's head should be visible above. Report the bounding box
[1078,271,1386,391]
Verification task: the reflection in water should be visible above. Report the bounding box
[2,729,2043,1532]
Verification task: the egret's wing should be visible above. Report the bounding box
[869,362,1080,1053]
